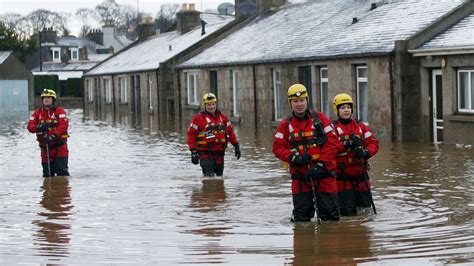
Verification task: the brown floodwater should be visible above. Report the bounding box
[0,109,473,264]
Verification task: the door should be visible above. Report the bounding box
[0,80,28,116]
[432,69,443,143]
[298,66,313,107]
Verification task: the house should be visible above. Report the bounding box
[0,51,34,116]
[28,27,116,98]
[409,11,474,145]
[177,0,474,143]
[82,5,239,128]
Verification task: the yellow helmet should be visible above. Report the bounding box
[202,92,217,105]
[332,93,353,116]
[287,84,308,103]
[40,88,57,99]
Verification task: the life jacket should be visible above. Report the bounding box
[287,110,327,161]
[36,107,69,147]
[195,111,228,149]
[333,120,364,165]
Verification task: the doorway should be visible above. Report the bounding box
[431,69,443,143]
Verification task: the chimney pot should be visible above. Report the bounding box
[352,17,358,24]
[370,3,377,10]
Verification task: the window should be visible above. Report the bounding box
[458,70,474,113]
[69,48,79,61]
[187,72,199,105]
[87,79,93,102]
[52,47,61,62]
[120,77,128,102]
[356,66,368,123]
[148,75,153,110]
[320,67,329,115]
[273,68,283,120]
[231,70,240,117]
[104,78,112,103]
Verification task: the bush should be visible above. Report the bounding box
[65,78,83,97]
[34,75,59,95]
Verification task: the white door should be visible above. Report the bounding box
[432,70,443,143]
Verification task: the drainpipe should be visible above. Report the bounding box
[252,64,258,127]
[389,52,395,141]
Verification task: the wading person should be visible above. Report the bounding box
[332,93,378,216]
[27,89,70,177]
[273,84,341,222]
[187,93,241,176]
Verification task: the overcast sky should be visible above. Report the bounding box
[0,0,226,15]
[0,0,227,35]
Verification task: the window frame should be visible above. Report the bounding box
[119,77,128,103]
[52,47,61,62]
[87,79,94,102]
[457,70,474,114]
[186,72,199,105]
[320,67,329,116]
[69,47,79,61]
[231,69,240,117]
[104,78,112,103]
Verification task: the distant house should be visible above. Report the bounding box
[177,0,474,144]
[0,51,34,115]
[409,11,474,144]
[83,6,239,128]
[28,24,134,99]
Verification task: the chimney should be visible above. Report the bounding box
[370,3,377,10]
[352,17,358,24]
[82,47,88,60]
[139,16,157,41]
[41,27,57,43]
[87,29,104,45]
[177,4,201,34]
[256,0,287,13]
[201,20,207,35]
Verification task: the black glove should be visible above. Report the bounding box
[348,133,363,148]
[354,146,370,158]
[191,150,199,165]
[44,134,56,144]
[306,161,325,181]
[37,123,49,132]
[234,143,241,160]
[289,153,312,165]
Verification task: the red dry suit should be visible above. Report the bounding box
[273,110,341,221]
[27,106,69,164]
[333,119,378,212]
[187,110,238,164]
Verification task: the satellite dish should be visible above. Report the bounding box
[217,2,235,15]
[239,2,258,16]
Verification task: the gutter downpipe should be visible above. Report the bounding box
[389,52,395,141]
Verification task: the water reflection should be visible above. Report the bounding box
[32,176,72,257]
[291,221,372,265]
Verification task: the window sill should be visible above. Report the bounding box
[446,114,474,123]
[271,120,281,127]
[186,104,200,110]
[119,102,128,105]
[230,116,240,123]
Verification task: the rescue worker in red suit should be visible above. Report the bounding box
[187,93,241,176]
[332,93,379,216]
[273,84,341,222]
[27,89,70,177]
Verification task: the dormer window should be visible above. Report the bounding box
[52,47,61,62]
[69,48,79,61]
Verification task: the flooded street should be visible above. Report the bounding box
[1,109,473,264]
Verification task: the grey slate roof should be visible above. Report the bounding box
[0,51,12,64]
[179,0,465,68]
[415,12,474,51]
[85,14,233,76]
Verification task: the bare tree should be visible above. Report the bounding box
[26,9,70,35]
[95,0,121,24]
[75,8,98,37]
[155,4,179,33]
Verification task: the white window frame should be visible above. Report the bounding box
[52,47,61,62]
[356,66,368,123]
[320,67,329,116]
[186,72,199,105]
[87,79,94,102]
[148,74,153,110]
[231,70,240,117]
[458,70,474,113]
[273,68,282,120]
[69,48,79,61]
[104,78,112,103]
[119,77,128,103]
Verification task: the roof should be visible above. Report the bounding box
[33,71,83,80]
[32,61,100,72]
[43,36,109,54]
[0,51,12,64]
[179,0,465,68]
[85,14,234,76]
[410,11,474,55]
